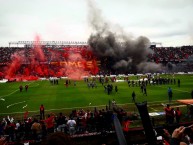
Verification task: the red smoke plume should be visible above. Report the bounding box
[2,36,99,81]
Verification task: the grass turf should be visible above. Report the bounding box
[0,74,193,120]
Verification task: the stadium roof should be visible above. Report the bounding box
[9,41,88,47]
[9,41,162,47]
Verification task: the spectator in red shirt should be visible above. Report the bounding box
[40,104,45,120]
[44,113,55,134]
[164,104,174,124]
[175,107,182,124]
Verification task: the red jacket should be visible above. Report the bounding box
[45,116,54,129]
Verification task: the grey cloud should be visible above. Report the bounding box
[0,0,192,47]
[123,0,193,10]
[127,19,183,29]
[188,22,193,41]
[87,0,162,73]
[151,30,188,38]
[150,0,193,9]
[137,62,163,73]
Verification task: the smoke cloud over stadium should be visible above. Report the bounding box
[166,53,193,72]
[2,35,99,81]
[87,0,162,73]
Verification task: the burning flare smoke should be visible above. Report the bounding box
[87,0,162,73]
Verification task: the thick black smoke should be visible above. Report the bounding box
[87,0,162,74]
[187,55,193,62]
[166,62,176,72]
[165,54,193,72]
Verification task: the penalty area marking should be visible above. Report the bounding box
[23,104,27,109]
[0,98,5,101]
[7,101,26,108]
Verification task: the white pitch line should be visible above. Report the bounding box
[0,99,184,115]
[0,90,19,98]
[23,104,27,109]
[172,88,189,93]
[161,103,166,107]
[0,98,5,101]
[7,101,26,108]
[148,106,158,111]
[155,85,190,93]
[29,83,39,88]
[0,81,36,99]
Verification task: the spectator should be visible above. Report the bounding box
[111,99,116,107]
[31,118,42,141]
[15,120,22,142]
[19,85,23,92]
[178,79,181,87]
[164,104,173,124]
[40,104,45,120]
[168,87,173,104]
[40,121,47,139]
[132,91,136,102]
[25,84,29,92]
[24,117,32,140]
[115,85,118,93]
[175,107,182,124]
[56,113,67,132]
[143,85,147,96]
[170,126,187,145]
[44,113,55,135]
[67,117,76,135]
[5,121,15,142]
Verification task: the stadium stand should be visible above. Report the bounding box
[1,45,193,64]
[0,45,193,79]
[1,106,193,145]
[1,44,193,144]
[149,46,193,63]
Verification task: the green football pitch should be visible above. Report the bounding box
[0,74,193,119]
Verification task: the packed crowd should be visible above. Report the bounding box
[1,105,193,145]
[149,46,193,63]
[0,45,193,79]
[0,45,93,64]
[0,103,129,144]
[0,45,193,64]
[0,45,98,78]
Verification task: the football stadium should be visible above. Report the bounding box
[1,41,193,145]
[1,0,193,145]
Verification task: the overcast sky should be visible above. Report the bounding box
[0,0,193,47]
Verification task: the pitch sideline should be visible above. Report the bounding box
[0,99,182,115]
